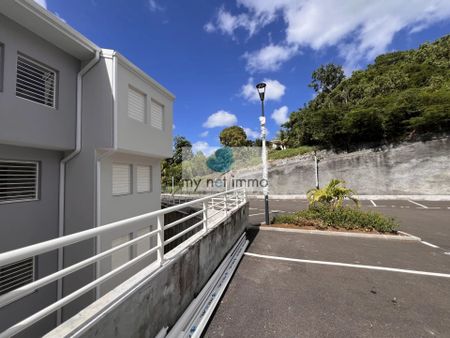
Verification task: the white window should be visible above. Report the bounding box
[128,86,146,122]
[135,227,151,256]
[112,164,131,195]
[151,100,164,130]
[0,258,35,296]
[136,165,152,193]
[111,235,131,269]
[16,55,57,108]
[0,160,39,204]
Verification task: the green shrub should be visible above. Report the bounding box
[268,146,314,160]
[307,179,358,208]
[272,205,399,233]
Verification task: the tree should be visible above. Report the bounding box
[309,63,345,94]
[219,126,248,147]
[172,136,193,164]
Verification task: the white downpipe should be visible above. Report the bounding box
[57,50,100,324]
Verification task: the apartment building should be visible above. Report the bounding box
[0,0,174,335]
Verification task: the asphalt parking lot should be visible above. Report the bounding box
[203,199,450,337]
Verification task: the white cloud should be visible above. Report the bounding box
[200,130,209,137]
[241,78,286,102]
[204,6,269,37]
[192,141,219,157]
[243,44,298,73]
[33,0,47,8]
[209,0,450,71]
[148,0,163,12]
[242,127,260,139]
[203,110,238,128]
[271,106,289,125]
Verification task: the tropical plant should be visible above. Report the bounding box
[306,179,359,208]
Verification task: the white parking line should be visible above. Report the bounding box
[407,200,429,209]
[244,252,450,279]
[370,200,377,207]
[420,241,440,249]
[249,213,265,217]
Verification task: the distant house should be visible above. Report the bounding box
[0,0,174,334]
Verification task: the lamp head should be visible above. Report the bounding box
[256,82,266,101]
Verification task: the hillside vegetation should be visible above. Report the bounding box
[283,35,450,150]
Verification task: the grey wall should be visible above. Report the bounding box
[238,138,450,196]
[0,144,61,337]
[45,202,249,338]
[0,13,80,151]
[116,59,173,158]
[62,57,114,320]
[98,152,161,295]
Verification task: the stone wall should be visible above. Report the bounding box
[237,137,450,197]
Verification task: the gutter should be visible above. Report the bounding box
[57,50,100,324]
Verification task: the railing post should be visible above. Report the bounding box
[224,193,228,216]
[156,214,164,266]
[202,201,208,232]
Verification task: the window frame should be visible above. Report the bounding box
[112,163,132,196]
[136,165,152,193]
[150,99,164,131]
[0,42,4,92]
[0,160,40,205]
[15,53,58,109]
[127,85,147,123]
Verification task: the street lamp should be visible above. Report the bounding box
[256,82,270,225]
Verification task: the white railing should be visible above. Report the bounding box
[0,188,246,338]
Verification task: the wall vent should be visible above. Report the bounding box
[0,160,39,204]
[0,258,35,296]
[16,55,57,108]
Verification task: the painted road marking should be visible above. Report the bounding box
[244,252,450,279]
[370,200,377,207]
[444,252,450,256]
[249,213,265,217]
[407,200,429,209]
[420,241,440,249]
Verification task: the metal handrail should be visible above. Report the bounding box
[0,188,246,338]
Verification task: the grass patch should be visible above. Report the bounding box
[272,205,399,233]
[268,146,314,161]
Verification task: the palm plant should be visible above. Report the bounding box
[307,179,359,208]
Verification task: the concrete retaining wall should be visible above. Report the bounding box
[237,137,450,196]
[45,203,249,338]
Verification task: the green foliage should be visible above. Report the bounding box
[219,126,248,147]
[268,146,314,160]
[283,35,450,149]
[272,205,399,233]
[307,179,358,208]
[309,63,346,93]
[161,135,193,190]
[172,136,193,165]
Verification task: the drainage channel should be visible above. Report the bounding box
[165,233,248,338]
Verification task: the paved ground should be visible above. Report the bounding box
[203,199,450,337]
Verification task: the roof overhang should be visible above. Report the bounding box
[0,0,99,61]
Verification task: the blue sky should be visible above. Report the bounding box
[40,0,450,155]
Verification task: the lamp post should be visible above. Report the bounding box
[256,82,270,225]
